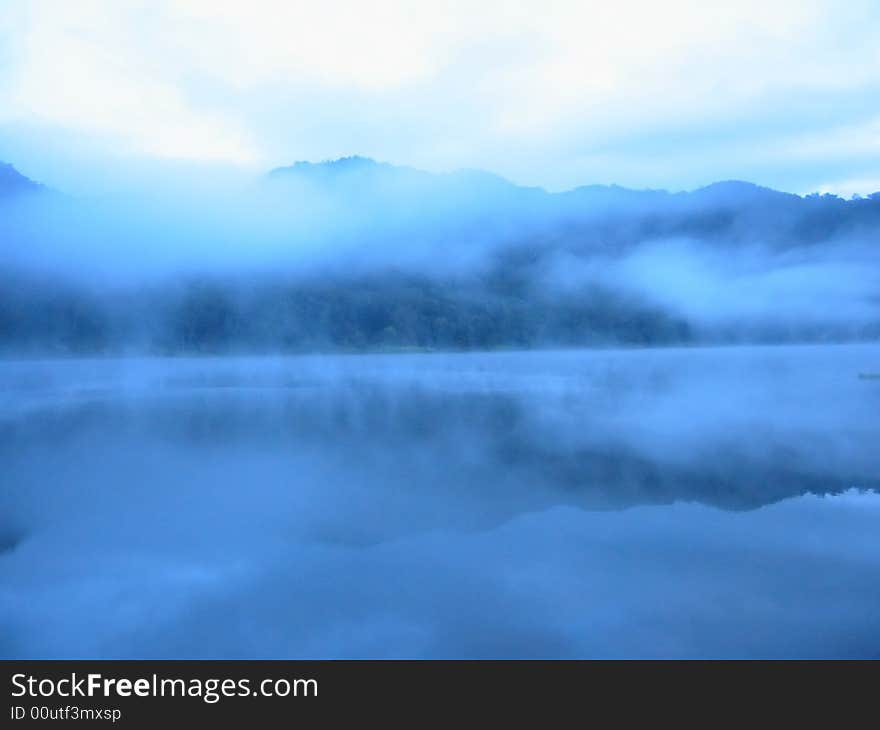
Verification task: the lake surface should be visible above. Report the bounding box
[1,344,879,657]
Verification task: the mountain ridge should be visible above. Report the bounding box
[3,155,878,202]
[266,156,878,202]
[0,162,45,198]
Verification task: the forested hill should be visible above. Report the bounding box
[265,156,880,246]
[0,157,878,354]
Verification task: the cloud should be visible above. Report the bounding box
[1,0,879,191]
[1,1,260,163]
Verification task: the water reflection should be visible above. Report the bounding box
[1,344,878,657]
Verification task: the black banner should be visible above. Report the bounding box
[3,660,877,726]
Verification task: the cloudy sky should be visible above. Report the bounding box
[0,0,878,194]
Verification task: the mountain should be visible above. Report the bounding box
[690,180,796,203]
[1,155,879,355]
[0,162,45,198]
[265,156,547,232]
[269,155,401,182]
[267,155,533,200]
[265,157,879,220]
[277,157,880,251]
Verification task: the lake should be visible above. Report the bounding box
[1,344,878,657]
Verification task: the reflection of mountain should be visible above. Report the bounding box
[5,348,880,658]
[3,347,877,516]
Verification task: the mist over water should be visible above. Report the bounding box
[2,344,878,658]
[4,0,880,667]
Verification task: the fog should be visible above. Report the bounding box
[1,160,878,354]
[1,345,879,658]
[1,160,879,658]
[539,237,880,340]
[0,159,543,279]
[3,0,880,666]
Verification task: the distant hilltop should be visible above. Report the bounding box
[0,162,45,198]
[267,155,525,201]
[3,155,879,204]
[260,156,880,243]
[5,155,880,251]
[267,155,878,201]
[268,155,390,178]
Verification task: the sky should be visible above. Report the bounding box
[0,0,878,195]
